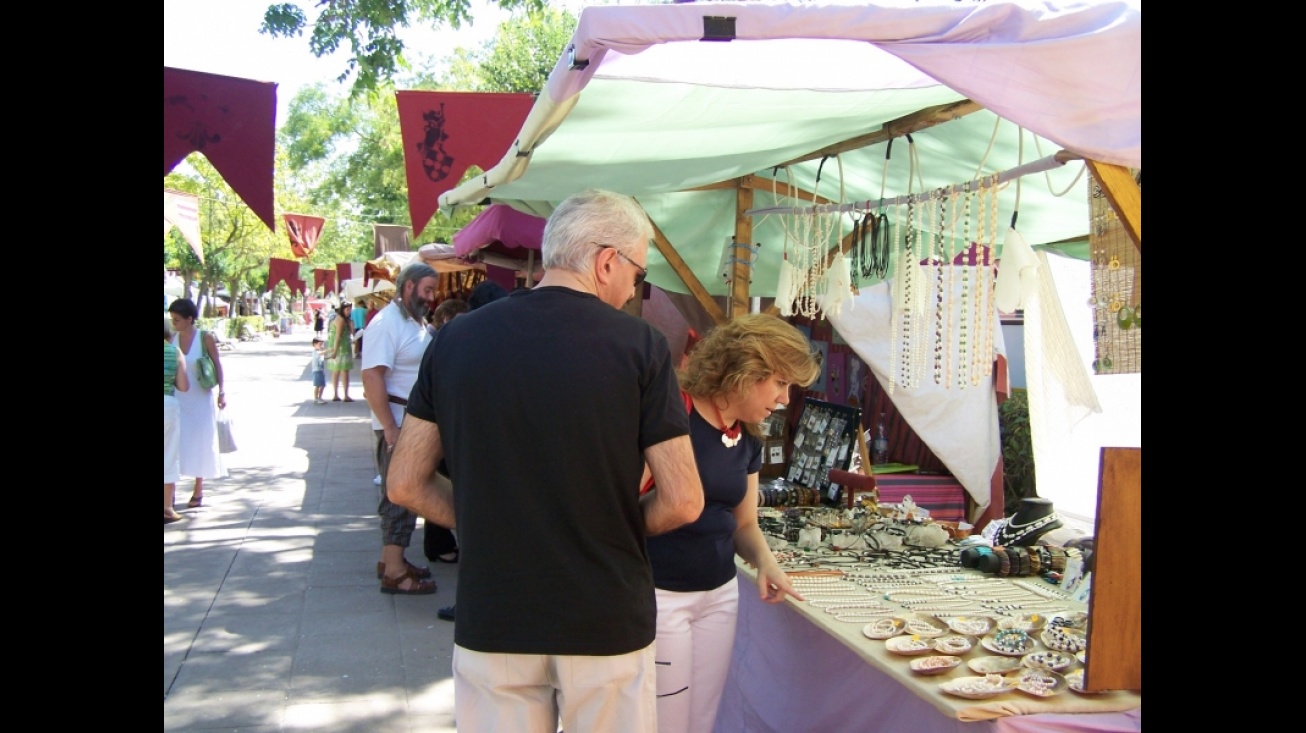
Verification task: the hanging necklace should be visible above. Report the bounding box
[711,402,742,448]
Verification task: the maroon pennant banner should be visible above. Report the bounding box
[285,213,326,258]
[395,91,535,237]
[313,268,337,295]
[267,257,301,294]
[164,67,277,230]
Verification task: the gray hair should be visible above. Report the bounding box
[542,189,653,273]
[395,262,438,319]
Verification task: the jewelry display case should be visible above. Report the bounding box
[785,398,862,506]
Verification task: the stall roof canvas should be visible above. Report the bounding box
[435,0,1141,300]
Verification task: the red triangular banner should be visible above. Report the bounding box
[267,257,301,294]
[395,90,535,237]
[284,213,326,258]
[313,268,337,295]
[164,67,277,230]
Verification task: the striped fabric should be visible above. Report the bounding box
[164,343,179,396]
[873,475,968,523]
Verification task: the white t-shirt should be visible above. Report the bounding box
[360,300,432,431]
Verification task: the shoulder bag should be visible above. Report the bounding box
[195,330,219,390]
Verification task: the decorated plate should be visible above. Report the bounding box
[900,615,948,638]
[1015,669,1068,697]
[1048,611,1088,629]
[910,655,962,675]
[933,635,975,655]
[945,615,996,636]
[981,630,1036,656]
[1022,650,1074,672]
[1041,627,1088,653]
[1076,650,1087,665]
[885,635,938,656]
[967,655,1024,675]
[862,617,907,640]
[997,613,1048,632]
[1065,669,1108,694]
[939,674,1021,699]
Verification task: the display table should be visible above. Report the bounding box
[714,567,1141,733]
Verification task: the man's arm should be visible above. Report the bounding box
[387,414,456,528]
[641,435,704,536]
[361,366,399,447]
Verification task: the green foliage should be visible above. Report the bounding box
[446,7,577,92]
[275,8,575,241]
[999,388,1037,511]
[261,0,547,95]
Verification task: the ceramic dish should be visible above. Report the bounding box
[939,674,1021,699]
[967,655,1024,675]
[861,617,907,640]
[1048,611,1088,629]
[1015,669,1068,697]
[1041,627,1087,653]
[945,615,995,636]
[1022,650,1074,672]
[885,635,938,656]
[900,615,948,638]
[1076,650,1087,665]
[933,635,975,655]
[997,613,1048,632]
[910,655,962,675]
[981,630,1036,656]
[1065,669,1107,694]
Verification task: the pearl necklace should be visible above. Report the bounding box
[998,512,1061,544]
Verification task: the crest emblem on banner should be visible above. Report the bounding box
[283,213,326,258]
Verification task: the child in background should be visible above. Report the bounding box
[311,338,327,404]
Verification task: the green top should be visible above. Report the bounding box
[164,342,179,396]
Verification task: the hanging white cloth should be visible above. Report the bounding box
[994,226,1040,313]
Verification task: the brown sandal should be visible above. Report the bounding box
[375,560,432,580]
[380,569,437,595]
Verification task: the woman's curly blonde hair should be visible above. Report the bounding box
[677,314,822,436]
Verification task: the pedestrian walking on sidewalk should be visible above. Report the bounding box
[164,323,191,524]
[168,297,227,509]
[310,338,327,404]
[362,262,441,595]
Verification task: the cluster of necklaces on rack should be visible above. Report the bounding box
[891,176,1001,393]
[1088,173,1142,374]
[890,195,927,396]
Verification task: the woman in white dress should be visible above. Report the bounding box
[167,298,227,508]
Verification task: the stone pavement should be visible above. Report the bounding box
[164,326,460,732]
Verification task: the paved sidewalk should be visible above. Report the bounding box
[164,327,459,732]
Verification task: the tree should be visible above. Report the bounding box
[276,8,575,241]
[442,6,576,92]
[166,155,283,317]
[261,0,546,95]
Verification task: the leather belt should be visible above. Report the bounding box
[388,395,408,406]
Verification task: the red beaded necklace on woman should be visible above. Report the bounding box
[710,401,742,448]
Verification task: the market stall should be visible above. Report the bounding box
[422,0,1141,717]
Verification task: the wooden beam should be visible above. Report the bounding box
[1086,161,1141,253]
[644,211,727,326]
[774,100,985,168]
[730,181,755,317]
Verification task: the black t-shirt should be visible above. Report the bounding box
[648,406,762,591]
[407,286,689,655]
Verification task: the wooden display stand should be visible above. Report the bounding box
[1084,447,1141,692]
